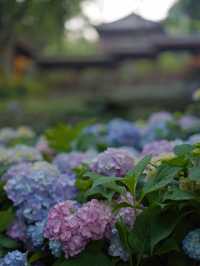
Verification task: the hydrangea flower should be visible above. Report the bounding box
[179,115,200,130]
[7,218,27,242]
[5,161,77,223]
[106,119,141,149]
[188,134,200,145]
[49,240,63,258]
[141,140,173,157]
[0,251,28,266]
[182,229,200,261]
[116,193,135,228]
[108,228,129,262]
[27,220,46,248]
[0,145,42,167]
[0,127,35,146]
[143,112,173,143]
[90,148,134,177]
[44,199,113,258]
[53,151,95,174]
[148,112,173,126]
[36,136,54,157]
[109,193,135,262]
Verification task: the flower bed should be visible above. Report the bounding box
[0,112,200,265]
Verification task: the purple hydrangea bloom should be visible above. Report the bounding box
[53,151,94,174]
[0,251,28,266]
[90,148,134,177]
[44,199,113,258]
[182,229,200,261]
[141,140,173,157]
[148,112,173,126]
[106,119,141,149]
[179,115,200,130]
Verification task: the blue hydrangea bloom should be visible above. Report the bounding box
[182,229,200,261]
[106,119,141,149]
[5,161,77,223]
[49,240,63,258]
[0,250,27,266]
[108,228,129,262]
[188,134,200,145]
[143,112,173,144]
[27,220,46,248]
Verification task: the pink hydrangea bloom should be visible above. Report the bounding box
[44,199,113,258]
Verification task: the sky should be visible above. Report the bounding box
[66,0,178,41]
[83,0,178,23]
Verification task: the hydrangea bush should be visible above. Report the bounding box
[0,113,200,266]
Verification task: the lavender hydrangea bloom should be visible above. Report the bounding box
[106,119,141,149]
[5,161,77,223]
[44,199,113,258]
[188,134,200,145]
[182,229,200,261]
[179,115,200,130]
[0,251,28,266]
[90,148,134,177]
[141,140,174,157]
[53,151,94,174]
[27,220,46,248]
[148,112,173,126]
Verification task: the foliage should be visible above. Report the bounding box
[167,0,200,33]
[0,0,86,49]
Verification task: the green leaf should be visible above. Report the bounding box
[127,155,152,178]
[0,235,18,249]
[128,206,181,257]
[29,251,44,263]
[45,121,92,152]
[188,166,200,181]
[142,165,180,196]
[58,251,112,266]
[154,238,179,255]
[122,155,151,195]
[163,187,194,201]
[0,209,14,232]
[174,144,193,157]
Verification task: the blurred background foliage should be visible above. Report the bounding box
[0,0,200,130]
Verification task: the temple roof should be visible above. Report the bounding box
[96,13,163,33]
